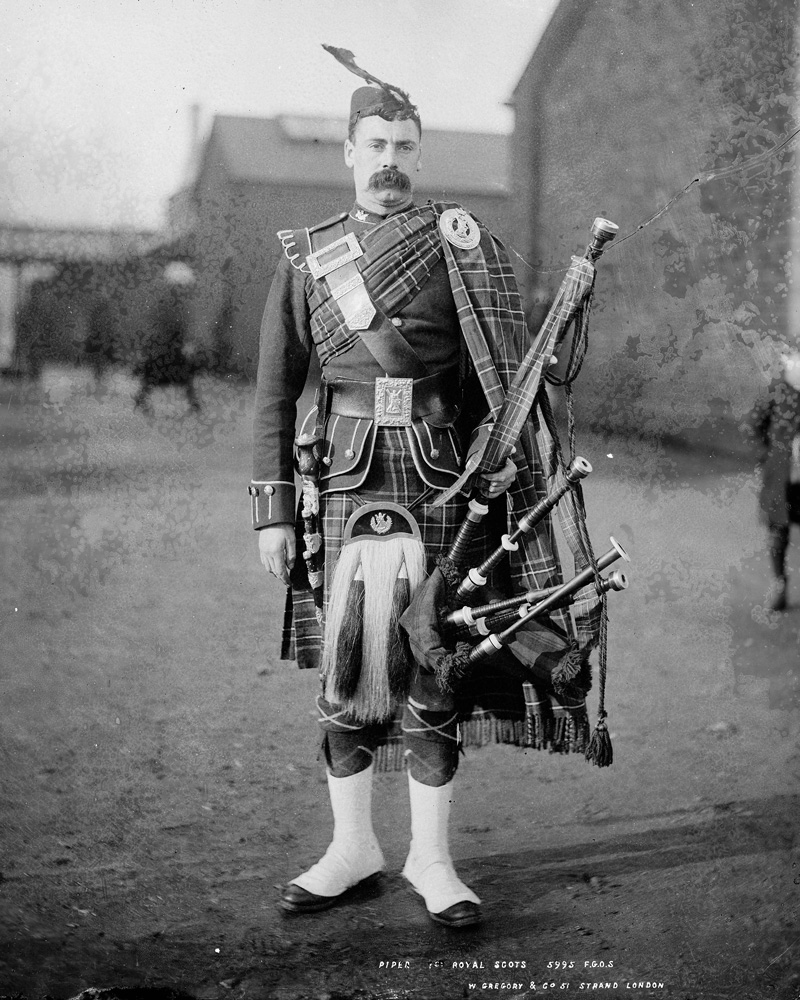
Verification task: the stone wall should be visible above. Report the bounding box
[510,0,798,455]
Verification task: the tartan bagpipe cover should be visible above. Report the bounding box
[399,557,592,754]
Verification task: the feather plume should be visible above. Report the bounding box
[322,44,413,107]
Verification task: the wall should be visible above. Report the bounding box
[510,0,798,455]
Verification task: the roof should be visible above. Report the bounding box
[0,224,156,265]
[202,114,509,196]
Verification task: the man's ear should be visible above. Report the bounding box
[344,139,354,168]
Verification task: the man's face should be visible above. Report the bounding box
[344,115,421,215]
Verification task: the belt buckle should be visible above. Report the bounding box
[375,377,413,426]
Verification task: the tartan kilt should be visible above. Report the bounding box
[282,427,589,767]
[283,426,479,665]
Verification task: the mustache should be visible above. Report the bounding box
[367,168,411,192]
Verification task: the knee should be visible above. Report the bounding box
[323,732,377,778]
[403,733,459,787]
[406,751,458,786]
[402,704,460,786]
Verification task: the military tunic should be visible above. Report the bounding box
[251,203,486,529]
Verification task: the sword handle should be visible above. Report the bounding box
[296,431,322,479]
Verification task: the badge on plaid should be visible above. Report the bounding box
[439,208,481,250]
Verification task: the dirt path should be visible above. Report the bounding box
[1,373,798,1000]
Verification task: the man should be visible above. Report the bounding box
[133,262,201,414]
[84,292,118,391]
[251,51,576,929]
[14,280,53,382]
[747,349,800,610]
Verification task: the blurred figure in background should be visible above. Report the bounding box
[84,292,118,391]
[133,261,201,413]
[14,280,55,382]
[747,349,800,611]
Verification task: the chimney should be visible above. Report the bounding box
[183,102,202,184]
[190,102,201,154]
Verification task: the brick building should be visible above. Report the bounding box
[508,0,799,450]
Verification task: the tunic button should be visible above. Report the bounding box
[391,317,403,327]
[345,448,355,459]
[322,456,332,466]
[264,485,275,496]
[430,448,440,459]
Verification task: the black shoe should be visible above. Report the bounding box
[406,881,483,928]
[279,883,341,914]
[428,899,482,928]
[279,872,382,914]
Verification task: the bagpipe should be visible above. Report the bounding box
[396,217,629,766]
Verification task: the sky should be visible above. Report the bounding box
[1,0,560,231]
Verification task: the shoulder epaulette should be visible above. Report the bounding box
[276,228,311,272]
[308,211,349,234]
[277,211,349,272]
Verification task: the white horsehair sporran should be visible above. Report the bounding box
[321,501,427,722]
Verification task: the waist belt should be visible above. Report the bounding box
[326,370,460,427]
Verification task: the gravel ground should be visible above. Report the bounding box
[1,370,798,1000]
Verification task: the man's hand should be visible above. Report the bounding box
[258,524,296,586]
[479,456,518,498]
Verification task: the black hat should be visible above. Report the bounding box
[350,85,411,120]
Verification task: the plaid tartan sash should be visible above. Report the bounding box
[306,206,444,366]
[435,203,562,597]
[433,203,601,651]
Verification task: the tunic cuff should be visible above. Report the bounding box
[248,480,296,529]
